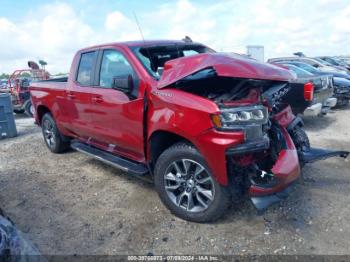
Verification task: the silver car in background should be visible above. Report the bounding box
[268,57,348,74]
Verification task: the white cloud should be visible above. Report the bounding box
[0,3,96,74]
[0,0,350,74]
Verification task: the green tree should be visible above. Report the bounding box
[0,73,9,79]
[39,60,48,70]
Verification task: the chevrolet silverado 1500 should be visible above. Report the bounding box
[30,40,348,222]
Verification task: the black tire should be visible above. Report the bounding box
[24,101,34,117]
[336,98,349,107]
[14,109,25,114]
[41,113,70,153]
[290,126,310,167]
[154,142,231,223]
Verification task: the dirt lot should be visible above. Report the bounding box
[0,108,350,255]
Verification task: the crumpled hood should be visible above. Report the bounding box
[158,53,294,89]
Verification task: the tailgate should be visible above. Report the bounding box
[314,86,333,104]
[282,82,310,115]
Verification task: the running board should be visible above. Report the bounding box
[301,147,349,164]
[71,141,149,176]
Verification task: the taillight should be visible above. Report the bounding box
[304,82,314,102]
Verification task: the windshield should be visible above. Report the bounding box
[313,57,333,66]
[290,62,320,74]
[282,64,313,77]
[130,44,215,79]
[321,57,339,66]
[331,57,348,66]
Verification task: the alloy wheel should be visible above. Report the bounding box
[43,119,56,148]
[29,104,35,116]
[164,159,215,212]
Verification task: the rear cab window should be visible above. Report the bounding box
[76,51,97,86]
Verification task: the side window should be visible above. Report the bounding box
[183,50,199,56]
[76,51,97,86]
[99,50,134,88]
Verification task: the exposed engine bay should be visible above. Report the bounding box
[172,68,291,106]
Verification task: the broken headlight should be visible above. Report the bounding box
[211,105,268,130]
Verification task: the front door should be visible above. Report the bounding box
[88,49,145,162]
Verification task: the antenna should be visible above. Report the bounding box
[133,11,146,43]
[133,12,156,73]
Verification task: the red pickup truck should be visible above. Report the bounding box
[30,40,348,222]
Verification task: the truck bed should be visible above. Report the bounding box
[29,80,68,119]
[30,80,67,90]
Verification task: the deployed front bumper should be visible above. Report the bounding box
[247,127,301,197]
[195,123,300,190]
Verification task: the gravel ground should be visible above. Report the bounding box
[0,107,349,255]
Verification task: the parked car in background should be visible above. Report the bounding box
[333,56,350,68]
[0,79,9,93]
[279,61,350,107]
[312,57,350,74]
[280,61,350,80]
[268,57,347,74]
[317,56,350,71]
[275,63,336,116]
[331,77,350,106]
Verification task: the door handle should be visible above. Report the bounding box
[92,96,104,103]
[66,91,76,99]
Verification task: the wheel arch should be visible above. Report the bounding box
[36,105,51,125]
[148,130,196,171]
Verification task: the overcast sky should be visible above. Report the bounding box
[0,0,349,74]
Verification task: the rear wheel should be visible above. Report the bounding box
[24,101,34,117]
[154,143,231,222]
[14,109,25,114]
[41,113,70,153]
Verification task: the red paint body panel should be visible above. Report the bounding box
[158,53,294,89]
[193,129,245,185]
[30,40,301,198]
[249,106,300,196]
[249,127,300,196]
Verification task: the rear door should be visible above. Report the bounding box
[66,50,98,138]
[88,48,145,162]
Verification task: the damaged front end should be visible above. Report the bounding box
[225,104,349,211]
[225,106,302,210]
[333,77,350,106]
[159,53,349,210]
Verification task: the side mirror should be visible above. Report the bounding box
[112,74,133,93]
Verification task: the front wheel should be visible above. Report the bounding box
[154,143,231,222]
[290,126,310,167]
